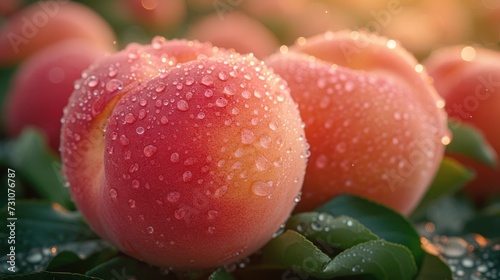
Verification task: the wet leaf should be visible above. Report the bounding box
[263,230,417,279]
[317,195,425,267]
[446,120,498,168]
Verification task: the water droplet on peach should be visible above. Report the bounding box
[177,100,189,111]
[143,145,158,157]
[167,191,180,202]
[109,189,118,198]
[251,181,273,196]
[183,171,193,182]
[170,153,180,163]
[136,126,145,135]
[201,75,214,86]
[241,129,254,144]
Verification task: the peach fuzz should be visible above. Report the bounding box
[0,1,115,66]
[266,31,448,215]
[425,45,500,202]
[3,40,108,151]
[60,37,308,270]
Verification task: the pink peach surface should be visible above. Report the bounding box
[266,31,448,215]
[0,1,115,66]
[425,45,500,202]
[3,39,108,151]
[60,37,307,269]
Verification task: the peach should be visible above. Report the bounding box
[60,37,307,270]
[186,12,279,59]
[0,1,115,66]
[266,31,448,215]
[121,0,186,31]
[425,45,500,202]
[3,39,108,151]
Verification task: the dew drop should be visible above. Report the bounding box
[167,191,180,202]
[147,226,154,234]
[109,189,118,198]
[259,135,272,148]
[224,85,235,95]
[177,100,189,111]
[128,199,136,208]
[234,148,244,157]
[170,153,180,163]
[201,75,214,86]
[255,156,270,171]
[241,129,254,144]
[120,135,130,146]
[174,208,186,219]
[185,77,195,86]
[335,142,346,153]
[252,181,273,196]
[136,126,145,135]
[197,112,205,119]
[87,76,98,87]
[218,71,229,81]
[269,120,278,131]
[316,154,328,169]
[105,79,123,92]
[143,145,157,157]
[155,82,166,92]
[124,113,136,124]
[214,185,228,198]
[132,179,140,188]
[204,89,214,98]
[215,97,228,107]
[241,90,251,99]
[183,171,193,182]
[160,116,169,124]
[207,210,218,219]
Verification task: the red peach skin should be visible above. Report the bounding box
[3,40,108,151]
[0,1,115,66]
[425,45,500,202]
[266,31,448,215]
[60,37,307,269]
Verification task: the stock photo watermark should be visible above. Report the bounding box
[7,0,69,54]
[5,168,17,273]
[213,0,243,20]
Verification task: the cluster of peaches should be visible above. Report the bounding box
[1,0,499,271]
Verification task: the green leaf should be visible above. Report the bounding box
[209,268,236,280]
[317,195,425,267]
[85,255,170,280]
[446,120,498,168]
[0,128,73,209]
[285,212,379,250]
[415,253,453,280]
[2,271,102,280]
[263,230,417,279]
[0,201,99,274]
[47,248,118,273]
[412,157,474,219]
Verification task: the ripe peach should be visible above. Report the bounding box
[60,37,307,270]
[121,0,186,31]
[266,31,448,215]
[425,45,500,202]
[186,12,279,59]
[0,1,115,66]
[3,39,108,151]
